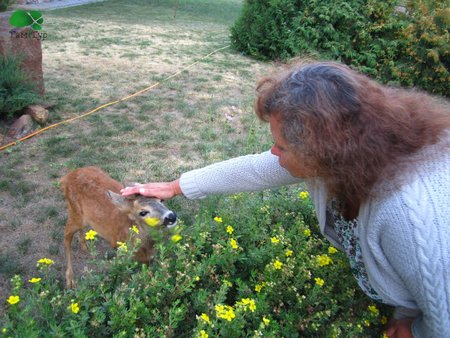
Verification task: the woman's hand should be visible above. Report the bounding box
[385,318,413,338]
[120,179,182,200]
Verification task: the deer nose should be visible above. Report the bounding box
[163,211,177,226]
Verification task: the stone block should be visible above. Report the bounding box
[0,14,45,95]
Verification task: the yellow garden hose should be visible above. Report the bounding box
[0,45,230,152]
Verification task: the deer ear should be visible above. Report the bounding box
[107,190,134,210]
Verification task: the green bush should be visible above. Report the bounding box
[0,0,15,12]
[230,0,449,96]
[230,0,402,65]
[0,54,38,119]
[394,1,449,95]
[1,188,392,337]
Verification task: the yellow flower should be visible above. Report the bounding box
[223,279,233,287]
[226,225,234,234]
[199,330,208,338]
[260,205,270,213]
[70,302,80,314]
[238,298,256,312]
[171,234,182,243]
[2,328,7,333]
[85,229,98,240]
[316,254,333,267]
[314,277,325,286]
[230,238,239,250]
[381,316,388,325]
[194,276,200,281]
[213,216,223,223]
[273,260,283,270]
[222,310,235,321]
[117,241,128,252]
[271,237,280,244]
[246,299,255,310]
[6,295,20,305]
[144,217,160,227]
[37,258,54,266]
[328,246,338,254]
[215,304,225,313]
[200,313,211,324]
[303,229,311,237]
[368,305,379,315]
[299,191,309,199]
[285,249,293,257]
[255,283,266,293]
[263,317,270,326]
[130,225,139,234]
[28,277,42,284]
[215,304,235,321]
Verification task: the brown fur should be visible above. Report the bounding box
[60,166,176,288]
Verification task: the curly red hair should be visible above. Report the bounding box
[255,61,450,207]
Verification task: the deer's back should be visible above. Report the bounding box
[60,166,131,238]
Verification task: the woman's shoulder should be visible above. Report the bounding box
[377,136,450,203]
[365,138,450,234]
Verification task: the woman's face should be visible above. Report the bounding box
[270,116,315,178]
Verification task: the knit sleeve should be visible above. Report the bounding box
[179,151,302,199]
[377,178,450,337]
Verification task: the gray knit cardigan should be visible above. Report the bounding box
[179,144,450,337]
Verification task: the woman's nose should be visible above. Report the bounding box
[271,145,281,157]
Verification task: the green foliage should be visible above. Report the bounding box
[0,0,15,12]
[230,0,402,64]
[230,0,449,96]
[0,54,38,119]
[1,188,392,337]
[394,1,450,95]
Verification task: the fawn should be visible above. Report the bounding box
[60,166,177,288]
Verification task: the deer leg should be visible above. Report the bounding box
[79,228,88,252]
[64,218,81,289]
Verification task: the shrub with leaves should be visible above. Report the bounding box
[230,0,402,65]
[393,1,449,95]
[1,188,392,337]
[0,0,15,12]
[0,54,38,120]
[231,0,449,96]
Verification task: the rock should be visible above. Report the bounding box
[0,16,45,95]
[26,105,48,124]
[6,114,34,139]
[40,101,57,110]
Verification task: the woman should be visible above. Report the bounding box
[122,61,450,337]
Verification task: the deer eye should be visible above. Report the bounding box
[139,210,149,217]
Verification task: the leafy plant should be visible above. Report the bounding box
[230,0,401,64]
[394,1,449,95]
[0,0,15,12]
[0,54,38,119]
[230,0,449,96]
[1,188,392,337]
